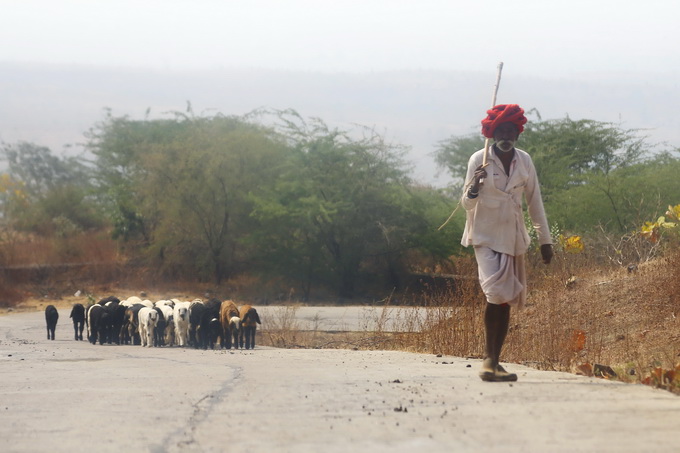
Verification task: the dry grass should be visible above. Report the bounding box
[256,247,680,393]
[0,231,119,267]
[510,247,680,393]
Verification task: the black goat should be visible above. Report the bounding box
[87,304,113,345]
[188,302,206,348]
[153,307,167,347]
[69,303,85,340]
[45,305,59,340]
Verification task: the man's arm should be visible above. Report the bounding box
[461,151,485,209]
[524,156,553,261]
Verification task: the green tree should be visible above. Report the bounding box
[0,142,99,234]
[522,116,646,210]
[87,109,288,283]
[549,151,680,232]
[86,109,190,242]
[0,142,86,196]
[251,112,436,298]
[81,108,471,295]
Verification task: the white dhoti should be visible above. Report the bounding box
[474,246,527,308]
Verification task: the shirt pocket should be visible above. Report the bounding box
[508,169,529,194]
[509,181,526,196]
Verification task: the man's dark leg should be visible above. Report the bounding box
[485,302,510,365]
[480,302,516,381]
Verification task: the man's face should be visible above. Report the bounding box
[493,122,520,152]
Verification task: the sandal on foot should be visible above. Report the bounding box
[479,363,518,382]
[479,370,498,381]
[492,365,518,382]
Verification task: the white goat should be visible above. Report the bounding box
[154,299,175,309]
[173,301,191,347]
[138,307,158,347]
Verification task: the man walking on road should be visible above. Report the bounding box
[461,104,553,382]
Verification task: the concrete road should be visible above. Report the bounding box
[258,305,427,332]
[1,311,679,453]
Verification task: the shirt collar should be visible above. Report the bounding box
[490,146,517,165]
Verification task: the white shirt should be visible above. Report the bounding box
[460,146,552,256]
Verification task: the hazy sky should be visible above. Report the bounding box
[2,1,679,185]
[2,0,679,77]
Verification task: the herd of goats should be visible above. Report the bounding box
[43,296,262,350]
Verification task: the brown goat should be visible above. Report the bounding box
[238,304,261,349]
[220,300,241,349]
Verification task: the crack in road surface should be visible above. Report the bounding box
[156,368,242,453]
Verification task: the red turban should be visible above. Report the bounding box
[480,104,527,138]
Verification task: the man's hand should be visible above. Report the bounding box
[540,244,554,265]
[470,164,488,193]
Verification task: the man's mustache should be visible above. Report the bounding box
[497,140,515,151]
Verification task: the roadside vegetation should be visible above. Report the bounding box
[1,105,679,393]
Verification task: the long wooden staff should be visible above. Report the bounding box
[482,62,504,167]
[437,62,504,231]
